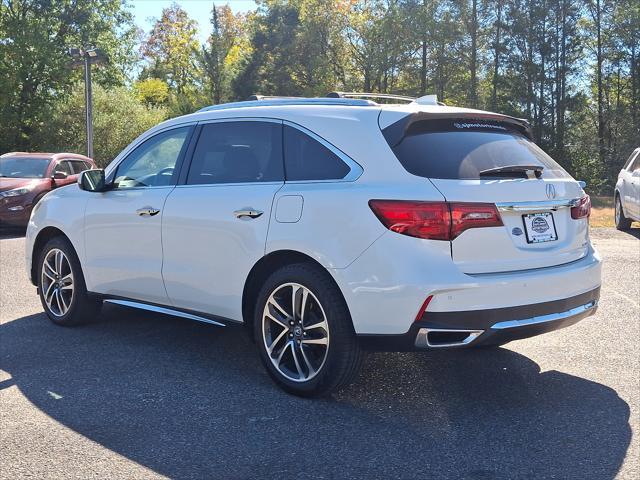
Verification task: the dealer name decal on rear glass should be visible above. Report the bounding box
[453,122,507,131]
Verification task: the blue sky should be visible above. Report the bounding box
[130,1,257,42]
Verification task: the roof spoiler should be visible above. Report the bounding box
[382,111,534,147]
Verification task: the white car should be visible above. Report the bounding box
[25,94,602,396]
[615,148,640,229]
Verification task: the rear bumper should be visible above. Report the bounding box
[358,287,599,351]
[332,229,602,336]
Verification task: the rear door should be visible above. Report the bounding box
[51,160,78,187]
[161,119,284,321]
[386,117,588,274]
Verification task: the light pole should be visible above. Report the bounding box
[68,47,106,159]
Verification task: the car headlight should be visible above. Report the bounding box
[0,187,32,198]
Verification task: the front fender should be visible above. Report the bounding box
[26,185,90,285]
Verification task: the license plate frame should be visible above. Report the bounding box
[522,212,558,244]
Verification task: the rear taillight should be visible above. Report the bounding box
[449,202,504,239]
[571,195,591,219]
[368,200,450,240]
[369,200,503,240]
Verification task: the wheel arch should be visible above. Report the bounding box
[30,227,72,285]
[614,189,627,215]
[242,249,351,338]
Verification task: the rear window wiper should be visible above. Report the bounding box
[479,165,544,179]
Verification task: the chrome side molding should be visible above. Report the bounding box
[103,299,226,327]
[496,198,581,212]
[491,300,597,330]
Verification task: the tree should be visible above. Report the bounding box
[202,4,248,104]
[234,0,350,98]
[36,85,168,167]
[0,0,136,153]
[140,3,200,94]
[133,78,170,106]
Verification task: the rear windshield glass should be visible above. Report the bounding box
[388,120,569,180]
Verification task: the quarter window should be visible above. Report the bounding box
[114,127,190,189]
[186,121,283,185]
[283,125,351,181]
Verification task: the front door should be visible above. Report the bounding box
[162,120,284,321]
[83,126,192,304]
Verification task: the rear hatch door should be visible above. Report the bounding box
[384,115,589,274]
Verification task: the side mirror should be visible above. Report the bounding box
[52,171,68,180]
[577,180,587,189]
[78,169,109,192]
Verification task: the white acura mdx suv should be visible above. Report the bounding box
[26,94,602,396]
[614,147,640,230]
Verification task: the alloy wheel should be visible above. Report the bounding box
[262,283,330,382]
[41,248,74,317]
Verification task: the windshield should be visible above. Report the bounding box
[0,157,50,178]
[388,119,570,180]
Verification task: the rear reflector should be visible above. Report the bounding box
[369,200,503,241]
[571,195,591,219]
[415,295,434,322]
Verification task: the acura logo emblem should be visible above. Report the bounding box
[546,184,556,199]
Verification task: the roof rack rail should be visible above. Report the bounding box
[247,94,302,101]
[328,91,448,106]
[326,91,416,103]
[197,97,376,113]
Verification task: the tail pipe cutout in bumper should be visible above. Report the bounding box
[414,298,598,349]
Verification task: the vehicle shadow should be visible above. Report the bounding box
[621,227,640,239]
[0,306,631,479]
[0,227,26,240]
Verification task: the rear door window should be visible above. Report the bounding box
[387,119,569,180]
[53,161,73,175]
[67,160,90,174]
[187,121,283,185]
[283,125,350,181]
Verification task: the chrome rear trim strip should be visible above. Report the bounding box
[491,300,597,330]
[496,198,580,212]
[104,299,226,327]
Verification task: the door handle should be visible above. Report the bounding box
[234,208,264,219]
[137,207,160,217]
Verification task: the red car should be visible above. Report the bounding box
[0,152,96,227]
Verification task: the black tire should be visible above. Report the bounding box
[615,195,632,230]
[37,236,102,326]
[253,263,362,397]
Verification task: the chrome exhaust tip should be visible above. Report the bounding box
[415,328,484,348]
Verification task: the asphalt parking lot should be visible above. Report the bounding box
[0,227,638,479]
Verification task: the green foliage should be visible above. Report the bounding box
[0,0,137,153]
[201,5,249,104]
[140,3,200,93]
[134,78,170,106]
[34,85,168,167]
[1,0,637,193]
